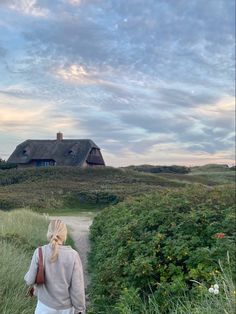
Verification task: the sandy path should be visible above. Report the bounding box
[50,213,95,290]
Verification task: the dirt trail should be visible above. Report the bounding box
[50,213,95,289]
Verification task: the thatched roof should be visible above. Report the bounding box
[8,139,103,166]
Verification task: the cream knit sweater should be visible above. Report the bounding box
[24,244,86,314]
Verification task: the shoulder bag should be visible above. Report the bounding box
[26,247,45,297]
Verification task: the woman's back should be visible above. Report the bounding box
[24,220,86,314]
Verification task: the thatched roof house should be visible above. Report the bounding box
[8,132,105,168]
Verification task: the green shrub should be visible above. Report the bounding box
[114,257,236,314]
[123,165,190,174]
[0,160,17,170]
[88,185,236,313]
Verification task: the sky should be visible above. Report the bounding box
[0,0,235,166]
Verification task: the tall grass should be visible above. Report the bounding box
[0,241,37,314]
[0,209,49,246]
[0,209,76,313]
[0,210,49,314]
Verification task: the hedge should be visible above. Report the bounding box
[88,185,236,313]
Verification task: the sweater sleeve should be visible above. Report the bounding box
[24,248,38,286]
[69,253,86,314]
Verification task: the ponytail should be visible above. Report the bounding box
[47,220,67,262]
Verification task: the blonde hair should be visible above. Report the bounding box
[47,219,67,262]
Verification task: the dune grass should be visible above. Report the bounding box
[0,209,75,314]
[0,210,49,314]
[0,241,37,314]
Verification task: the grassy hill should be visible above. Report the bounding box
[123,164,235,185]
[0,165,234,211]
[0,167,185,211]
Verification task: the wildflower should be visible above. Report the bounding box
[209,284,220,295]
[215,233,225,239]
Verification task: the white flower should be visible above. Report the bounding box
[214,289,219,295]
[208,287,214,293]
[214,284,219,290]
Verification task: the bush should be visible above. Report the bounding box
[88,185,236,313]
[0,160,17,170]
[114,257,236,314]
[123,165,190,174]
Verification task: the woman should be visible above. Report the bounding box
[24,219,86,314]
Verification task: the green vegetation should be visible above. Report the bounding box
[0,166,184,211]
[190,164,231,172]
[0,164,234,211]
[113,259,236,313]
[0,164,235,313]
[187,164,235,185]
[123,165,190,174]
[0,209,75,314]
[125,163,235,185]
[0,159,17,170]
[0,210,48,314]
[88,185,236,313]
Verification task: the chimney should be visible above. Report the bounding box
[57,132,63,141]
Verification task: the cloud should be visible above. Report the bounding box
[0,102,50,133]
[0,0,235,165]
[55,64,99,85]
[1,0,49,17]
[103,143,234,167]
[66,0,82,5]
[0,45,7,57]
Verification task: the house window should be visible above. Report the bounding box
[35,159,55,167]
